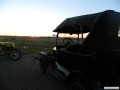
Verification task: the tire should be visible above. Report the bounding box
[40,62,46,74]
[67,77,89,90]
[39,57,46,74]
[0,45,7,56]
[108,76,120,86]
[9,48,21,60]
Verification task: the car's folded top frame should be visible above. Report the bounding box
[54,10,120,54]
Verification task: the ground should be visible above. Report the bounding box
[0,52,65,90]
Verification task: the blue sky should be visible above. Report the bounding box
[0,0,120,36]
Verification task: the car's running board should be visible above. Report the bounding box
[51,68,67,83]
[55,62,70,76]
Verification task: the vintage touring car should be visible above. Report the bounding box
[39,10,120,90]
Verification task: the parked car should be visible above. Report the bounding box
[39,10,120,90]
[0,41,21,60]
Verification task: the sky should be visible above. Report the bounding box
[0,0,120,36]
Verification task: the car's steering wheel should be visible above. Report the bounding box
[63,38,74,47]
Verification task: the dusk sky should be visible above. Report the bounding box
[0,0,120,36]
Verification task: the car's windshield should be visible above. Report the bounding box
[57,33,89,45]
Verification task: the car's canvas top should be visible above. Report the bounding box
[53,11,100,34]
[54,10,120,54]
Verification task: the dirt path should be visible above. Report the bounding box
[0,53,65,90]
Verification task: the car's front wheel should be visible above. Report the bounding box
[40,61,46,73]
[39,57,46,74]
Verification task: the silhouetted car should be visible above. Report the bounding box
[39,10,120,90]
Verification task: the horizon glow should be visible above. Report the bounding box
[0,0,120,36]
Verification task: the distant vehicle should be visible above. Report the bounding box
[0,41,21,60]
[39,10,120,90]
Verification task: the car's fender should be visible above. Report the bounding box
[39,52,57,72]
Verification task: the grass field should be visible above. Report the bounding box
[0,36,56,53]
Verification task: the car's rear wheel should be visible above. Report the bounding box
[67,77,89,90]
[0,45,7,56]
[9,48,21,60]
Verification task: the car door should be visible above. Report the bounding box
[56,49,82,71]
